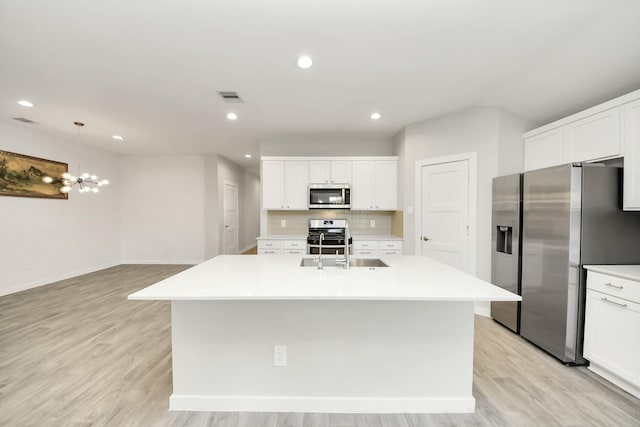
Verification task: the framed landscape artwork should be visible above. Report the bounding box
[0,150,68,199]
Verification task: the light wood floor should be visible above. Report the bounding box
[1,265,639,427]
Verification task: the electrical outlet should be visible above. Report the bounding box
[274,345,287,367]
[370,219,376,228]
[281,219,286,228]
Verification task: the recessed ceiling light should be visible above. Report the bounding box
[244,154,252,158]
[226,112,238,120]
[370,112,382,120]
[112,135,124,141]
[296,55,313,69]
[17,100,34,107]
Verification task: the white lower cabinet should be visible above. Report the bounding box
[257,238,306,255]
[583,269,640,398]
[353,240,403,258]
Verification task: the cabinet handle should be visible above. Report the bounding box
[604,282,623,290]
[601,297,628,308]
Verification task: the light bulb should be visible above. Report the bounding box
[82,173,90,179]
[102,180,109,185]
[70,175,77,181]
[61,186,71,193]
[97,182,103,187]
[62,172,71,179]
[92,188,99,193]
[370,112,381,120]
[226,112,238,120]
[296,55,313,69]
[91,175,97,181]
[42,176,53,184]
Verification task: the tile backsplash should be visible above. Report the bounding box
[266,210,403,236]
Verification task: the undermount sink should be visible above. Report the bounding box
[299,258,389,268]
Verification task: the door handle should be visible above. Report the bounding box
[422,236,430,241]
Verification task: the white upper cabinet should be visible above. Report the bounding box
[563,109,621,163]
[523,89,640,210]
[262,160,285,210]
[623,99,640,210]
[352,160,398,210]
[524,129,563,171]
[284,161,309,209]
[262,160,308,210]
[308,160,352,184]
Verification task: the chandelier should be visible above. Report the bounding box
[42,121,109,194]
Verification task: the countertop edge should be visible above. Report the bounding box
[584,265,640,282]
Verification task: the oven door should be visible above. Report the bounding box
[308,187,350,209]
[308,245,346,255]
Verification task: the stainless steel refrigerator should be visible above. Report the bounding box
[520,163,640,365]
[491,173,522,333]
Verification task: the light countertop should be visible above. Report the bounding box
[129,255,520,302]
[584,265,640,281]
[257,235,307,240]
[257,234,403,241]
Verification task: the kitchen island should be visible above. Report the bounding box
[129,255,520,414]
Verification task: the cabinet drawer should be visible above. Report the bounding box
[353,249,378,259]
[380,250,402,256]
[587,271,640,303]
[378,240,403,250]
[284,249,305,255]
[257,240,283,250]
[353,241,378,250]
[258,249,283,255]
[283,240,305,250]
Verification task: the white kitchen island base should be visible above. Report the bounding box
[129,255,520,414]
[170,300,475,413]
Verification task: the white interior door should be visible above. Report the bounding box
[224,181,239,254]
[419,160,470,271]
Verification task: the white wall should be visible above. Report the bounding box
[260,137,393,157]
[0,122,120,296]
[204,155,219,259]
[394,107,534,315]
[120,155,206,264]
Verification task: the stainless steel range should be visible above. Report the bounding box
[307,219,352,255]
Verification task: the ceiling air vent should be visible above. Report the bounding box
[217,91,243,103]
[13,117,37,124]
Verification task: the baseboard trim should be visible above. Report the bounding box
[474,302,491,317]
[0,261,120,297]
[588,364,640,399]
[169,394,475,413]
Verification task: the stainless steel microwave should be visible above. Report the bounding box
[308,184,351,209]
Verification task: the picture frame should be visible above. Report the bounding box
[0,150,68,199]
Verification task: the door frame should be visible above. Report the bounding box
[223,179,239,255]
[414,152,477,276]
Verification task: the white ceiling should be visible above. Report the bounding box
[2,0,640,168]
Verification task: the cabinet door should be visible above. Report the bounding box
[623,99,640,210]
[262,161,285,209]
[374,161,398,210]
[284,161,309,209]
[330,160,352,184]
[308,161,330,184]
[584,289,640,386]
[351,161,375,210]
[523,129,563,171]
[564,108,621,163]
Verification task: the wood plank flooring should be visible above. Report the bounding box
[1,265,639,426]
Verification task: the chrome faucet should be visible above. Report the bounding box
[335,222,351,269]
[317,233,325,269]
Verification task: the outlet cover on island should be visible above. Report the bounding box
[280,220,286,228]
[274,345,287,367]
[370,219,376,228]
